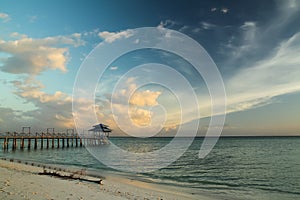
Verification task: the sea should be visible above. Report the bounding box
[0,137,299,200]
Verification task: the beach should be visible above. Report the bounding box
[0,159,206,200]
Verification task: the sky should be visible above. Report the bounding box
[0,0,300,136]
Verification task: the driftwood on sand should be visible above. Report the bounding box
[38,168,103,185]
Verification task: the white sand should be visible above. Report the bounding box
[0,159,212,200]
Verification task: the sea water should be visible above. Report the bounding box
[0,137,299,200]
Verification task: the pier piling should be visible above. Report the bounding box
[1,127,109,151]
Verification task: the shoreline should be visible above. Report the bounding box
[0,158,211,200]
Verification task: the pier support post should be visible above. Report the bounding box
[57,138,60,148]
[21,138,24,149]
[12,138,17,150]
[12,132,17,150]
[41,133,44,149]
[6,138,9,150]
[28,138,31,149]
[52,138,54,148]
[41,139,43,149]
[3,138,5,149]
[3,138,8,150]
[34,138,37,149]
[46,138,49,149]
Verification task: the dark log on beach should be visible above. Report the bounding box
[38,170,103,184]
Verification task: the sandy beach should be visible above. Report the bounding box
[0,158,208,200]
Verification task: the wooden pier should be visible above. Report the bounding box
[0,132,82,151]
[0,124,111,150]
[0,127,110,151]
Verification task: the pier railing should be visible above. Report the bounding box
[0,131,109,151]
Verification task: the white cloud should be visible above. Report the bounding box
[93,77,167,135]
[10,32,28,39]
[211,8,217,12]
[98,30,133,43]
[221,8,229,14]
[128,107,153,126]
[209,7,229,14]
[109,66,118,70]
[130,90,161,107]
[0,33,84,75]
[240,21,256,30]
[9,78,91,131]
[83,28,99,37]
[0,12,10,22]
[157,20,177,29]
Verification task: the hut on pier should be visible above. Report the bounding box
[88,124,111,145]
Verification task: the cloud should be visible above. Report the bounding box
[10,32,28,39]
[8,78,87,131]
[229,21,257,56]
[225,31,300,113]
[157,20,177,29]
[0,12,10,22]
[221,21,264,70]
[200,22,217,30]
[0,107,24,132]
[209,7,229,14]
[29,15,37,23]
[221,8,229,14]
[109,66,118,70]
[240,21,256,30]
[219,1,300,117]
[211,8,217,12]
[130,90,161,107]
[98,30,133,43]
[129,107,152,126]
[92,77,167,135]
[0,33,84,75]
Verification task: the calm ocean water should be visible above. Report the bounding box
[0,137,299,200]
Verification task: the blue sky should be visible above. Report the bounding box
[0,0,300,136]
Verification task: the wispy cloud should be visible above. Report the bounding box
[225,31,300,114]
[0,12,10,23]
[221,8,229,14]
[9,32,28,39]
[157,20,177,29]
[211,8,217,12]
[28,15,37,23]
[225,21,257,60]
[154,12,300,130]
[7,77,101,131]
[200,22,218,30]
[109,66,118,70]
[209,7,229,14]
[1,78,73,130]
[98,30,133,43]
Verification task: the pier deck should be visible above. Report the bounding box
[0,131,109,151]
